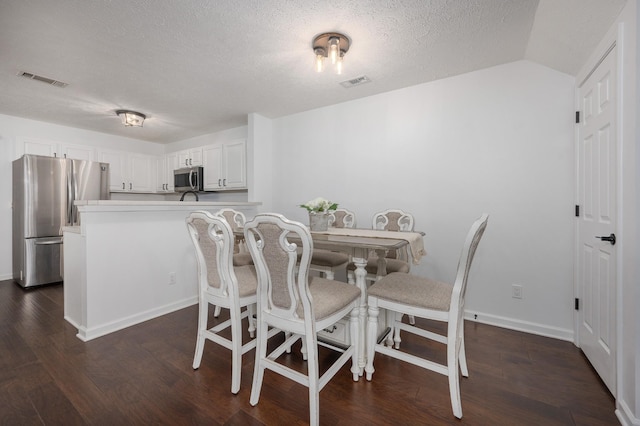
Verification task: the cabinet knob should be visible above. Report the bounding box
[122,182,125,190]
[130,182,132,190]
[218,179,221,187]
[223,178,226,187]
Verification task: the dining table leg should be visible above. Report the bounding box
[351,248,368,375]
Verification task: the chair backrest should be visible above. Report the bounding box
[215,208,246,231]
[372,209,414,232]
[216,208,248,253]
[372,209,414,260]
[244,213,315,331]
[186,210,238,298]
[451,214,489,315]
[329,208,356,229]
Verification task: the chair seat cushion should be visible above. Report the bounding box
[233,252,254,267]
[347,258,410,274]
[305,277,360,320]
[234,265,258,298]
[368,272,453,311]
[309,249,350,267]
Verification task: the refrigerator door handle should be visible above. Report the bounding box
[34,239,63,246]
[67,165,74,224]
[70,160,78,225]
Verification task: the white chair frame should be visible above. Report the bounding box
[212,208,251,317]
[186,210,257,394]
[244,213,361,426]
[364,214,489,418]
[309,208,356,280]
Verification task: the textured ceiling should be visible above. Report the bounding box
[0,0,626,144]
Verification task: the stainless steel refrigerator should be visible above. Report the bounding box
[12,154,110,288]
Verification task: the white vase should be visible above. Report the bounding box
[309,212,329,232]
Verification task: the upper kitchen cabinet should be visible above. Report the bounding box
[20,139,95,161]
[203,139,247,191]
[156,153,179,192]
[99,150,155,193]
[177,148,203,167]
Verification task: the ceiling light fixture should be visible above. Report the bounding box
[312,32,350,74]
[116,110,146,127]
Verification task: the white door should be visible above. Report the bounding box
[576,45,617,396]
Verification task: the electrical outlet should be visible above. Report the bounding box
[168,272,176,285]
[512,284,523,299]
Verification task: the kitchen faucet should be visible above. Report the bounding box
[179,191,199,201]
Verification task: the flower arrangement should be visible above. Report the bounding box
[299,197,338,213]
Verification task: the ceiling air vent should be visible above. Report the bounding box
[17,71,68,88]
[340,75,371,88]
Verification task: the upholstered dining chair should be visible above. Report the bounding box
[186,210,258,394]
[212,208,253,318]
[364,214,489,419]
[347,209,415,284]
[244,213,361,426]
[215,208,253,266]
[308,208,356,280]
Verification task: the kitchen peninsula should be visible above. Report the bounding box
[63,200,260,341]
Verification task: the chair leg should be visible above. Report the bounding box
[365,304,379,381]
[285,332,292,353]
[447,332,463,419]
[214,305,222,317]
[250,321,269,406]
[393,312,403,349]
[305,332,320,426]
[301,338,308,361]
[459,320,469,377]
[350,306,360,381]
[229,305,243,394]
[247,304,256,338]
[408,314,416,325]
[384,309,395,347]
[192,299,208,369]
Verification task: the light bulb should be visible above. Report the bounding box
[314,48,325,72]
[336,53,344,74]
[329,37,339,65]
[315,54,324,72]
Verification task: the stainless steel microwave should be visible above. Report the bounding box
[174,166,203,192]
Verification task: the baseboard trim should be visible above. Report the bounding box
[616,399,640,426]
[68,297,198,342]
[464,310,574,342]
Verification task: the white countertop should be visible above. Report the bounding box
[74,200,261,212]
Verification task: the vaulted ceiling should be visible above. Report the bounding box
[0,0,627,144]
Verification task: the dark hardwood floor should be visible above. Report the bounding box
[0,280,617,425]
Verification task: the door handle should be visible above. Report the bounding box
[596,233,616,245]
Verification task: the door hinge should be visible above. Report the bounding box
[575,205,580,217]
[575,298,580,311]
[575,111,580,124]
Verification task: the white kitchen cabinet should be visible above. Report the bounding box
[203,139,247,191]
[21,139,95,161]
[156,153,179,192]
[99,150,155,193]
[177,148,203,167]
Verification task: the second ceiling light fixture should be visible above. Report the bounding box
[313,32,350,74]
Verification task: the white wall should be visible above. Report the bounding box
[269,60,576,339]
[166,125,247,153]
[0,113,165,280]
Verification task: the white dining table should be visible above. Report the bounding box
[308,228,426,372]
